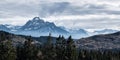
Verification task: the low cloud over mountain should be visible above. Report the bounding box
[0,0,120,30]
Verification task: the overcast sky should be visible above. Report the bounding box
[0,0,120,31]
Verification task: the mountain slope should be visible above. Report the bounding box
[0,31,56,45]
[0,17,89,38]
[0,31,27,46]
[5,24,21,32]
[67,29,88,38]
[17,17,69,37]
[77,31,120,49]
[0,24,10,32]
[94,29,118,34]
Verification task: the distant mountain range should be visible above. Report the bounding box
[87,29,119,36]
[16,17,70,37]
[93,29,118,34]
[0,17,119,39]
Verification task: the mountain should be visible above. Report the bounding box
[0,24,10,32]
[16,17,69,37]
[77,31,120,50]
[69,29,87,34]
[67,29,88,39]
[93,29,118,35]
[1,17,118,39]
[5,24,21,32]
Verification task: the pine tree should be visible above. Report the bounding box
[17,36,41,60]
[66,36,78,60]
[0,33,6,41]
[43,33,56,60]
[56,35,67,60]
[56,35,61,60]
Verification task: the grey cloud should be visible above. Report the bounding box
[38,2,120,17]
[0,0,120,30]
[0,1,40,18]
[39,2,70,17]
[0,1,120,18]
[0,11,14,18]
[54,18,120,29]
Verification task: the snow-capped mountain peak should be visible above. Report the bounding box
[32,17,44,22]
[2,17,117,39]
[33,17,40,20]
[15,17,69,37]
[21,17,57,31]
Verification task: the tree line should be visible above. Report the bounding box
[0,34,120,60]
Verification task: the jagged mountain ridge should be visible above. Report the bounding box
[0,24,10,32]
[0,17,88,38]
[1,17,118,38]
[20,17,68,33]
[17,17,69,36]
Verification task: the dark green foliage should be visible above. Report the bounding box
[66,36,78,60]
[42,33,56,60]
[0,40,16,60]
[17,36,42,60]
[0,32,120,60]
[56,36,67,60]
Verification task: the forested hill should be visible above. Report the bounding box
[0,30,120,60]
[0,30,56,45]
[19,35,57,44]
[0,30,27,45]
[0,30,78,60]
[0,30,120,50]
[77,31,120,50]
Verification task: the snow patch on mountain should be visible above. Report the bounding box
[0,17,119,39]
